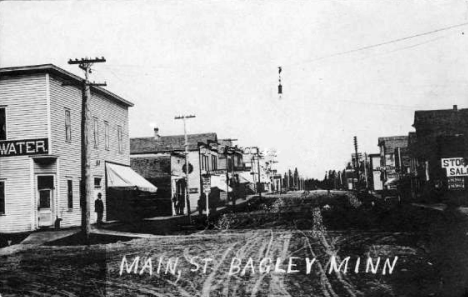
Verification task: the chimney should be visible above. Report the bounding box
[453,105,458,111]
[154,127,160,140]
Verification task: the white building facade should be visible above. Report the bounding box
[0,64,134,233]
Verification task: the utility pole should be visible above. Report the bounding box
[364,152,369,190]
[175,115,195,223]
[220,139,238,210]
[354,136,360,192]
[68,57,106,244]
[256,151,262,200]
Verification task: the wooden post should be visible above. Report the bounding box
[68,57,106,244]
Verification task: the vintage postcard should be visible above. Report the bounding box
[1,1,467,296]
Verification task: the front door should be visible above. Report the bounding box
[37,175,54,227]
[175,179,186,215]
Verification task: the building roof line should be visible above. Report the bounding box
[0,64,134,107]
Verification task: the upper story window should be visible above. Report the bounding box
[64,109,71,142]
[117,125,123,154]
[0,107,7,141]
[201,154,209,171]
[237,155,242,166]
[104,121,109,150]
[93,117,99,149]
[228,157,234,171]
[211,155,218,170]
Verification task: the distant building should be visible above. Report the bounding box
[368,153,383,191]
[0,64,154,233]
[344,169,357,190]
[411,105,468,202]
[131,129,237,215]
[377,135,409,190]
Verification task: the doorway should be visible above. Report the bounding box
[175,179,186,215]
[37,175,55,227]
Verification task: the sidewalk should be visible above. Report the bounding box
[411,202,468,219]
[0,195,259,256]
[143,194,257,221]
[411,203,448,212]
[0,228,80,256]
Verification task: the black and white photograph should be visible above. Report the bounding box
[1,1,468,296]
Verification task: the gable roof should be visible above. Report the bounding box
[0,64,134,107]
[131,133,218,154]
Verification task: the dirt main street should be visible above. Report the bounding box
[1,191,467,296]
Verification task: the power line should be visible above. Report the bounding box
[286,21,468,68]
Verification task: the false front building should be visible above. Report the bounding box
[130,129,239,215]
[410,105,468,203]
[0,64,155,233]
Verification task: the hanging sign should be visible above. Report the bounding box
[0,138,49,157]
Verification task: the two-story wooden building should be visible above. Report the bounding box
[0,64,155,233]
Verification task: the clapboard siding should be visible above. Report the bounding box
[0,74,48,140]
[0,74,48,233]
[0,157,33,232]
[49,75,130,226]
[49,76,83,227]
[88,86,130,223]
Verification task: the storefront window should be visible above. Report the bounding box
[94,177,102,189]
[0,181,5,214]
[67,180,73,209]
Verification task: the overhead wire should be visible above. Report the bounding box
[284,21,468,68]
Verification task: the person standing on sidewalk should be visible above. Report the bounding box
[95,193,104,227]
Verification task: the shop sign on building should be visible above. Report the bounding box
[447,177,465,190]
[442,157,468,177]
[0,138,49,157]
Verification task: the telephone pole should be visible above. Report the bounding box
[220,139,238,210]
[68,57,106,244]
[175,115,196,223]
[255,148,262,200]
[353,136,360,191]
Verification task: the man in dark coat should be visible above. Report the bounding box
[95,193,104,226]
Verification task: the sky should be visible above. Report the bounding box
[1,0,468,179]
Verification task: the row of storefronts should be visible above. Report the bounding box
[363,105,468,203]
[0,64,274,232]
[0,64,157,233]
[130,130,271,215]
